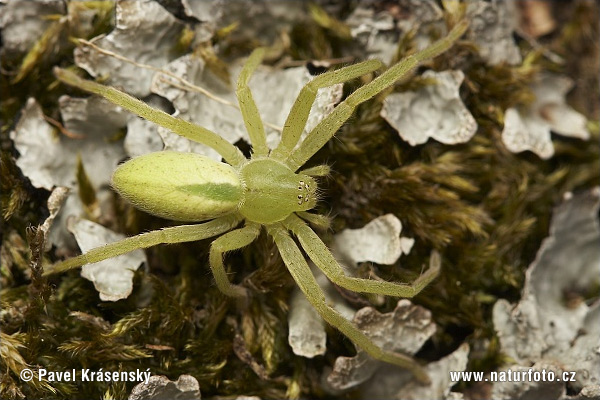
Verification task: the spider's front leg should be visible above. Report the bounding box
[285,214,441,297]
[43,215,241,276]
[237,48,269,157]
[53,67,246,167]
[267,224,431,384]
[270,59,384,161]
[286,19,469,171]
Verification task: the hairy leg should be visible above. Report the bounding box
[295,211,331,230]
[267,224,430,384]
[53,67,246,167]
[286,20,469,171]
[299,164,330,177]
[236,48,269,157]
[270,59,383,161]
[209,222,261,297]
[44,215,241,276]
[285,214,440,296]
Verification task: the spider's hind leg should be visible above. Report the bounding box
[44,215,241,276]
[286,214,440,297]
[268,224,431,384]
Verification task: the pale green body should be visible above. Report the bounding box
[50,20,469,384]
[112,151,242,221]
[239,159,316,223]
[112,152,317,224]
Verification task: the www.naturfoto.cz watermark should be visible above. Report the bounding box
[450,368,577,383]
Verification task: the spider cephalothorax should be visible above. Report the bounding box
[46,20,469,384]
[237,158,318,223]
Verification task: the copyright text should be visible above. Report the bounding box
[20,368,151,384]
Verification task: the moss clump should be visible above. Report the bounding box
[1,2,598,399]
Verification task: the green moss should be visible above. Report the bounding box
[1,2,598,399]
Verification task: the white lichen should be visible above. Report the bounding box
[152,54,342,159]
[74,0,184,97]
[9,97,148,300]
[288,213,417,362]
[360,343,470,400]
[493,188,600,397]
[345,6,398,64]
[287,281,327,358]
[69,218,146,302]
[129,374,201,400]
[381,70,477,146]
[0,0,65,55]
[332,214,414,268]
[502,74,590,159]
[324,299,437,392]
[10,96,127,250]
[466,0,522,65]
[40,187,70,251]
[346,0,445,65]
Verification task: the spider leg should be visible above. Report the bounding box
[270,59,383,161]
[267,224,431,384]
[53,67,246,167]
[237,48,269,157]
[296,211,331,230]
[209,222,261,297]
[299,164,330,177]
[285,214,440,296]
[44,215,241,276]
[285,20,469,171]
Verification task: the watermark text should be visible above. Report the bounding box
[20,368,151,384]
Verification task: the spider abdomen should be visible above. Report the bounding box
[111,151,242,221]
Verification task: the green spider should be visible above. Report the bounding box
[46,20,468,384]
